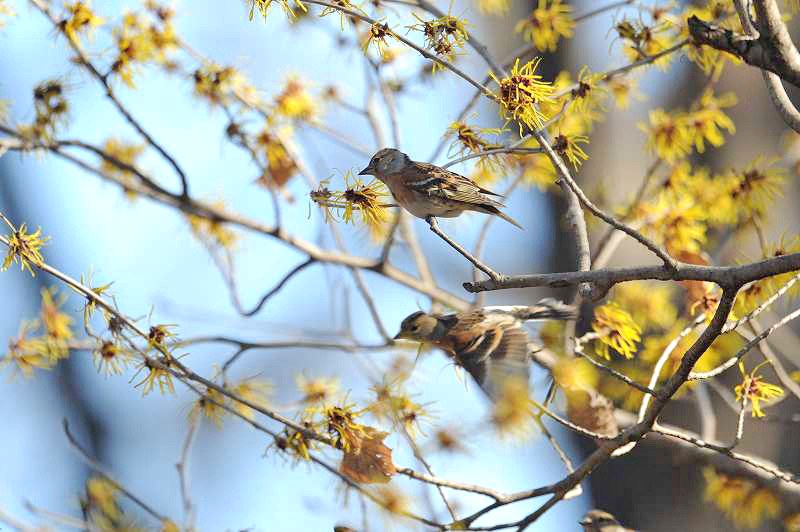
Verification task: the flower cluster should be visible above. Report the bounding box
[111,7,178,87]
[409,14,470,70]
[1,288,74,378]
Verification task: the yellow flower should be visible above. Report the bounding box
[190,387,227,428]
[296,374,340,404]
[319,0,363,29]
[2,222,49,277]
[446,121,503,170]
[606,75,643,110]
[763,235,800,297]
[651,196,708,256]
[476,0,509,15]
[253,127,300,188]
[249,0,307,20]
[552,132,589,170]
[592,302,642,360]
[269,428,315,463]
[310,173,391,233]
[735,361,784,418]
[362,22,393,56]
[187,202,238,250]
[369,377,431,438]
[620,21,675,71]
[687,90,736,153]
[111,11,178,87]
[313,402,368,451]
[611,282,677,331]
[63,2,104,43]
[725,156,785,221]
[0,1,15,29]
[85,477,121,520]
[2,320,53,378]
[100,138,145,200]
[40,287,73,341]
[490,58,554,133]
[161,520,180,532]
[491,376,534,438]
[640,109,693,163]
[515,0,574,53]
[519,152,557,190]
[93,340,133,376]
[703,467,781,529]
[552,356,598,392]
[133,356,176,395]
[228,377,273,421]
[193,63,239,106]
[409,14,470,71]
[275,75,319,121]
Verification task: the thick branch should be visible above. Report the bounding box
[464,253,800,294]
[688,12,800,88]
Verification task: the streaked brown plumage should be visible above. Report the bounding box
[359,148,523,229]
[394,299,576,398]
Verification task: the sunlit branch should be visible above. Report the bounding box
[464,253,800,294]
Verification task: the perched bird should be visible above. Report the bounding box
[393,299,576,398]
[358,148,523,229]
[579,510,636,532]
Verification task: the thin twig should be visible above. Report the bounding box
[63,419,169,523]
[426,216,501,281]
[176,418,199,530]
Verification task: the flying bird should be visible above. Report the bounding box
[393,299,575,398]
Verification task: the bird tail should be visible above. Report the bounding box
[484,299,577,321]
[481,205,524,230]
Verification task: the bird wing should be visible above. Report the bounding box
[403,162,506,208]
[442,311,530,399]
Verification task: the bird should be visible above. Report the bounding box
[393,299,576,398]
[358,148,523,229]
[579,510,636,532]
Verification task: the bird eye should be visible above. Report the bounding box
[411,325,419,331]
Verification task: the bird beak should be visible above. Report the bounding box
[578,518,591,526]
[358,166,373,176]
[393,331,408,340]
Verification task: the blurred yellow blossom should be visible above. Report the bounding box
[592,302,642,360]
[63,2,104,43]
[491,376,534,438]
[703,467,781,528]
[515,0,574,52]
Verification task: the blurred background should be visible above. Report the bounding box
[1,0,799,530]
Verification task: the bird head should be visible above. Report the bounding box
[394,311,439,341]
[580,510,623,531]
[359,148,409,178]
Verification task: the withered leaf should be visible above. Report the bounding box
[339,427,396,484]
